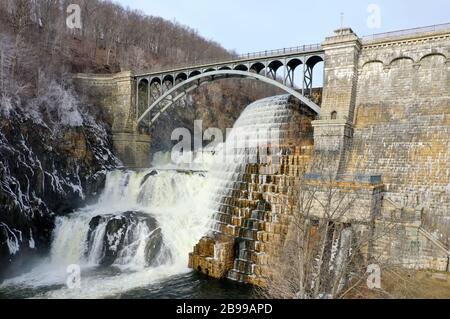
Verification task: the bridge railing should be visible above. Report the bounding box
[236,43,323,60]
[141,43,323,75]
[362,22,450,42]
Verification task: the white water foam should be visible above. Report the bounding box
[1,170,215,298]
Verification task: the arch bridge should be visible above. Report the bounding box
[74,24,450,170]
[135,44,325,128]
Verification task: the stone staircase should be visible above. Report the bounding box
[373,218,450,272]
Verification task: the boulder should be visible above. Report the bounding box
[86,211,163,267]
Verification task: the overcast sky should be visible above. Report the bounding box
[114,0,450,54]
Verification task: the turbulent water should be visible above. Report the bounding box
[0,168,218,298]
[0,95,295,299]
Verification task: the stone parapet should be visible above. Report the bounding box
[323,28,362,48]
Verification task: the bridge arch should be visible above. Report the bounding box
[189,70,201,78]
[162,75,174,93]
[150,77,161,85]
[162,74,174,84]
[287,58,303,70]
[137,78,150,118]
[137,70,321,125]
[138,77,149,86]
[306,55,324,68]
[175,72,188,82]
[267,60,284,72]
[234,64,249,71]
[284,58,305,88]
[250,62,265,74]
[302,55,324,95]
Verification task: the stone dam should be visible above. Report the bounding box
[74,26,450,285]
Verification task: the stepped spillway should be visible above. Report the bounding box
[189,95,316,285]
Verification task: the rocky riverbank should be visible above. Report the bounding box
[0,86,118,279]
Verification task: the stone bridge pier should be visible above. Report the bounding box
[73,72,151,169]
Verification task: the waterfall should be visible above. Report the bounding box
[206,95,304,233]
[1,94,303,298]
[189,94,313,282]
[51,169,214,269]
[49,94,298,272]
[1,169,215,298]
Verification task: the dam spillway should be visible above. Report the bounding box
[189,95,316,285]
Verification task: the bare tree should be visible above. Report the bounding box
[260,153,385,299]
[0,36,14,95]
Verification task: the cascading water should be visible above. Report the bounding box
[206,95,304,233]
[190,94,314,283]
[1,169,216,298]
[205,98,281,194]
[0,94,301,298]
[48,169,213,271]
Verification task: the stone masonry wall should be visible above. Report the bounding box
[374,220,449,272]
[344,31,450,230]
[73,72,137,133]
[312,28,360,175]
[73,72,152,168]
[312,27,450,273]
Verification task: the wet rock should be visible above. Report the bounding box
[0,103,118,279]
[102,216,129,266]
[145,228,163,266]
[86,212,163,267]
